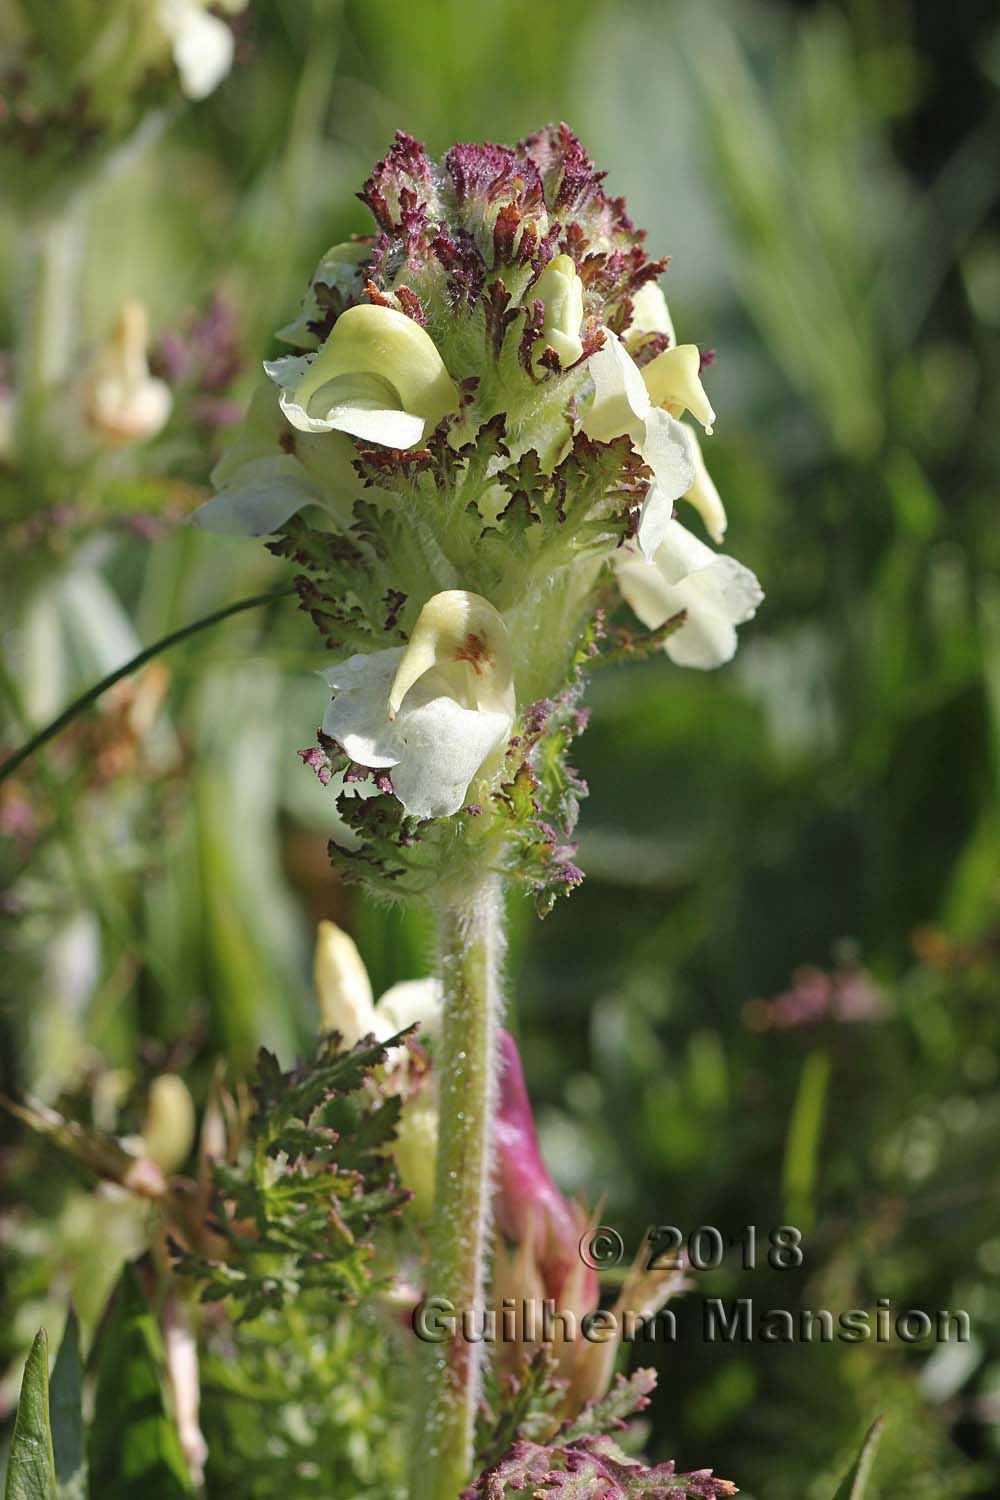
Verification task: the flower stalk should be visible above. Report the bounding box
[414,875,505,1500]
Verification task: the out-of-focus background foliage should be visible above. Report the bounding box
[3,2,1000,1497]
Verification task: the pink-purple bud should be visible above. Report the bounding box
[493,1029,597,1309]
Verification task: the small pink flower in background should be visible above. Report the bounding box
[743,962,887,1032]
[153,294,244,430]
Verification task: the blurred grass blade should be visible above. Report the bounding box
[89,1265,193,1499]
[874,103,1000,351]
[679,6,881,456]
[781,1049,830,1229]
[1,587,294,786]
[4,1331,56,1500]
[832,1417,885,1500]
[50,1311,85,1500]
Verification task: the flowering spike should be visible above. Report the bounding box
[188,122,763,1500]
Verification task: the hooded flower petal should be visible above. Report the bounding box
[85,301,172,446]
[267,304,459,448]
[531,253,585,368]
[387,589,515,720]
[580,335,695,558]
[322,592,516,819]
[616,518,762,669]
[642,343,716,432]
[310,924,440,1215]
[157,0,235,100]
[313,921,441,1046]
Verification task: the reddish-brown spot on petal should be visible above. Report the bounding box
[454,631,494,675]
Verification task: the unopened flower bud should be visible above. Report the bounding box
[313,919,378,1042]
[141,1073,196,1174]
[265,304,459,449]
[625,281,676,351]
[494,1031,594,1307]
[531,254,585,369]
[85,301,172,446]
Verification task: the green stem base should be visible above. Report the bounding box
[412,876,505,1500]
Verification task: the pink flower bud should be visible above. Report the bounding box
[493,1030,597,1309]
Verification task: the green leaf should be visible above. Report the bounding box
[831,1418,885,1500]
[475,1350,565,1473]
[4,1331,56,1500]
[466,1431,736,1498]
[174,1034,409,1319]
[88,1265,194,1500]
[559,1368,658,1443]
[781,1047,830,1230]
[49,1311,85,1500]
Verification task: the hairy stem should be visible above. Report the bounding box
[413,876,505,1500]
